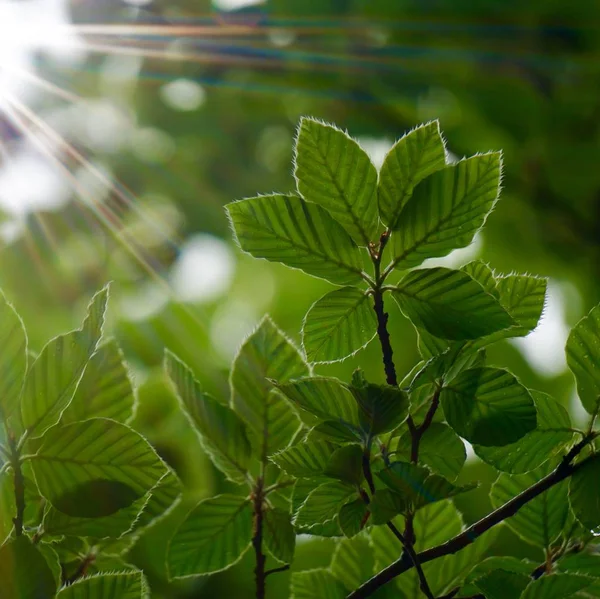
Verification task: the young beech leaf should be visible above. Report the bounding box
[378,120,447,230]
[61,339,135,425]
[441,367,537,447]
[338,498,369,537]
[31,418,167,518]
[168,494,253,578]
[387,152,502,272]
[569,454,600,530]
[264,507,295,564]
[0,536,57,599]
[226,194,364,285]
[472,569,530,599]
[165,351,252,484]
[291,569,347,599]
[0,290,27,423]
[520,574,594,599]
[21,286,109,439]
[324,444,364,485]
[302,287,377,364]
[56,571,147,599]
[331,536,375,590]
[293,481,356,529]
[369,489,408,524]
[392,267,514,341]
[490,462,568,548]
[566,302,600,415]
[270,440,338,478]
[231,316,309,456]
[474,391,573,474]
[294,117,379,246]
[460,260,499,298]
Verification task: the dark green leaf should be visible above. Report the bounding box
[295,117,379,245]
[473,569,530,599]
[226,194,364,285]
[168,494,252,577]
[387,152,502,271]
[132,467,182,533]
[294,481,356,529]
[392,267,514,340]
[324,444,364,485]
[569,454,600,530]
[302,287,377,363]
[338,499,369,537]
[0,469,16,544]
[369,489,407,525]
[270,440,337,478]
[264,508,295,564]
[379,120,447,230]
[291,569,347,599]
[521,574,593,599]
[56,571,146,598]
[441,367,537,446]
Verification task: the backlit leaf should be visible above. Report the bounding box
[569,454,600,530]
[56,571,146,599]
[291,569,347,599]
[264,508,295,564]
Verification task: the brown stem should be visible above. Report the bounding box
[66,552,96,585]
[265,564,290,577]
[8,433,25,537]
[346,435,597,599]
[252,477,267,599]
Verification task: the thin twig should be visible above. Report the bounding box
[8,433,25,537]
[265,564,290,577]
[252,476,267,599]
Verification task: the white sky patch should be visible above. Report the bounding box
[161,79,206,112]
[210,299,258,362]
[119,281,169,322]
[170,234,235,303]
[212,0,264,10]
[510,279,569,377]
[357,137,393,170]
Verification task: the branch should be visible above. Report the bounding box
[252,477,267,599]
[265,564,290,577]
[346,434,597,598]
[8,433,25,537]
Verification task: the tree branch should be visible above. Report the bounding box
[346,434,597,598]
[252,477,267,599]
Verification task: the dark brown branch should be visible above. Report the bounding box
[265,564,290,577]
[66,552,96,585]
[8,433,25,537]
[252,477,267,599]
[346,435,597,598]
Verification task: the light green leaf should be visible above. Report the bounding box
[392,267,514,340]
[294,481,356,529]
[378,120,447,230]
[473,569,530,599]
[475,391,573,473]
[291,479,344,538]
[56,571,146,599]
[387,152,502,271]
[0,291,27,423]
[61,340,134,424]
[294,117,379,245]
[395,422,466,479]
[490,463,568,548]
[291,569,347,599]
[226,194,364,285]
[21,286,108,438]
[441,367,537,446]
[461,261,499,298]
[331,535,374,590]
[276,377,363,440]
[31,418,167,517]
[338,499,369,537]
[566,303,600,415]
[521,574,593,599]
[270,440,337,478]
[302,287,377,364]
[131,467,182,532]
[0,536,57,599]
[231,317,309,457]
[264,508,295,564]
[168,494,252,578]
[165,351,251,484]
[569,454,600,530]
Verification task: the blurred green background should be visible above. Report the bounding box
[1,0,599,596]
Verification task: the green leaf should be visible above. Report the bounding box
[566,303,600,414]
[226,194,364,285]
[264,508,295,564]
[387,152,502,271]
[331,535,374,590]
[324,444,364,485]
[392,267,514,340]
[21,286,108,438]
[231,317,309,456]
[395,422,466,479]
[0,536,57,599]
[521,574,594,599]
[0,469,16,544]
[569,454,600,530]
[291,569,347,599]
[165,351,251,484]
[378,120,447,230]
[302,287,377,364]
[461,261,499,298]
[0,291,27,423]
[168,494,252,578]
[276,377,363,440]
[132,467,182,532]
[338,499,369,537]
[61,340,134,424]
[369,489,408,524]
[294,481,356,529]
[490,463,568,548]
[294,117,379,246]
[441,367,537,446]
[458,556,536,598]
[473,569,530,599]
[270,440,337,477]
[31,418,167,517]
[474,391,573,473]
[56,571,146,598]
